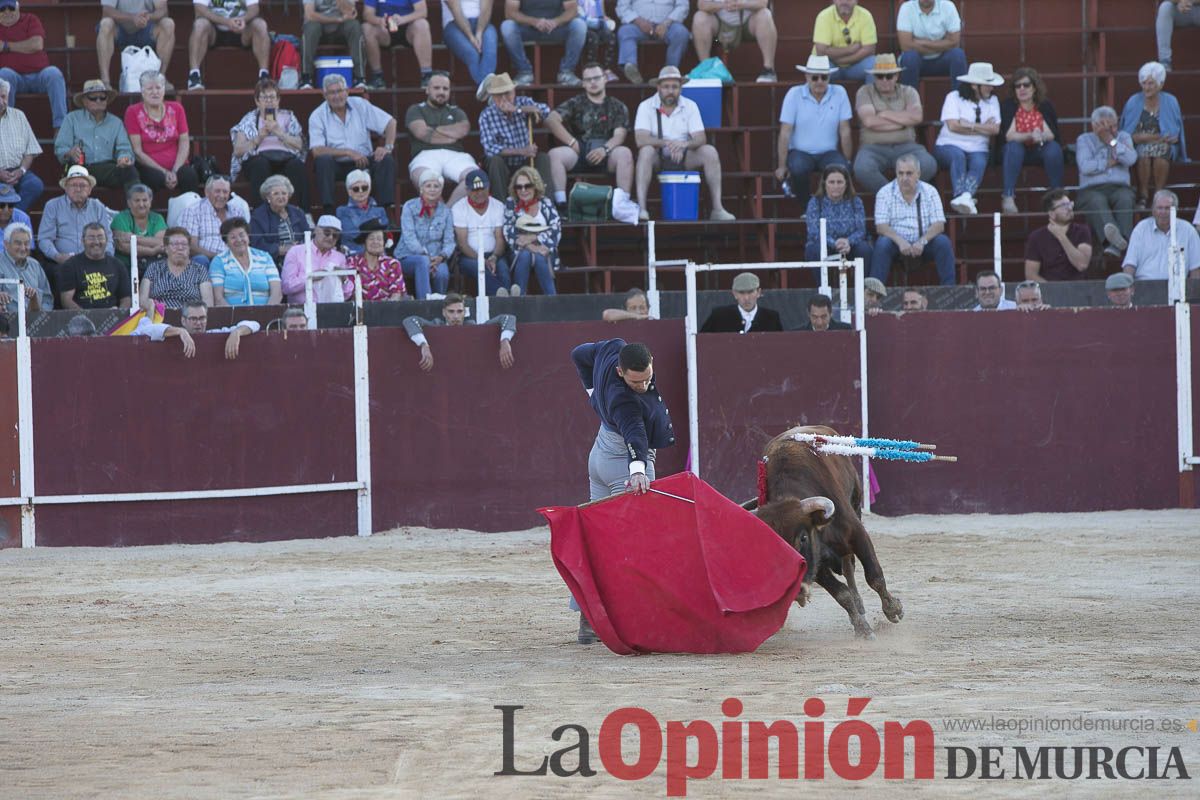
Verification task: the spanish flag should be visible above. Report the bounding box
[106,302,165,336]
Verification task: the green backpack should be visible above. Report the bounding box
[568,182,613,222]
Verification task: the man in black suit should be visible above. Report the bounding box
[798,293,852,331]
[699,272,784,333]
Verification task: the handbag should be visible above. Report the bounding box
[568,182,613,222]
[120,46,162,94]
[190,154,221,184]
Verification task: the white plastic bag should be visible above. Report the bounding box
[611,188,640,225]
[167,192,201,228]
[120,46,162,94]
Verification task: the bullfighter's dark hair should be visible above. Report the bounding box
[807,294,833,311]
[619,342,652,371]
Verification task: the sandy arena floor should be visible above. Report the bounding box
[1,509,1198,799]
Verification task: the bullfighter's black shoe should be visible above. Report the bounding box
[577,613,598,645]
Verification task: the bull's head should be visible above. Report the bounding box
[754,496,836,606]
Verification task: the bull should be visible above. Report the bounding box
[743,425,903,639]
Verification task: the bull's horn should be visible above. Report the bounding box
[799,496,835,520]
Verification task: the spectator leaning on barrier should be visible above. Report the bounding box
[546,62,633,207]
[602,285,650,321]
[281,215,352,304]
[479,71,553,196]
[852,53,936,194]
[59,222,131,310]
[1122,189,1200,281]
[635,66,735,222]
[309,73,398,215]
[699,271,782,333]
[997,66,1064,216]
[231,78,309,213]
[901,287,928,311]
[812,0,877,84]
[777,55,851,211]
[1105,272,1134,309]
[895,0,966,90]
[799,293,852,331]
[0,78,41,212]
[180,175,252,268]
[692,0,777,84]
[1075,106,1137,260]
[934,62,1002,217]
[406,71,476,206]
[972,270,1015,311]
[125,71,201,196]
[804,163,870,265]
[281,306,309,330]
[133,299,260,359]
[189,0,271,91]
[210,217,282,306]
[1121,61,1186,210]
[615,0,690,85]
[396,169,456,299]
[363,0,435,89]
[336,168,390,256]
[0,221,51,315]
[0,183,31,234]
[451,168,512,296]
[0,0,67,128]
[139,227,213,313]
[501,0,587,87]
[1023,189,1092,283]
[402,292,517,371]
[97,0,175,91]
[441,0,499,86]
[56,80,138,191]
[1156,0,1200,72]
[111,183,166,271]
[869,153,955,286]
[250,175,310,265]
[1013,280,1049,312]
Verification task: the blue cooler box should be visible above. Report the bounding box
[658,172,701,220]
[314,56,354,87]
[682,78,723,129]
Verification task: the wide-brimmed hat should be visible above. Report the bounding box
[515,214,549,233]
[649,66,689,86]
[354,218,389,245]
[796,55,834,74]
[73,79,118,108]
[486,72,516,95]
[867,54,903,75]
[0,183,21,205]
[59,165,97,190]
[958,62,1005,86]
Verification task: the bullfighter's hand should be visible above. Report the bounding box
[498,339,514,369]
[627,472,650,494]
[418,342,434,371]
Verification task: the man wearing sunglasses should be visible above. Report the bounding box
[0,0,67,128]
[853,53,937,193]
[54,80,138,191]
[811,0,877,84]
[776,54,851,210]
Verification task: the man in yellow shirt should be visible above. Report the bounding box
[812,0,877,84]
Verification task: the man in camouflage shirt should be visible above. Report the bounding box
[544,62,633,207]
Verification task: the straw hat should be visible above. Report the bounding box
[486,72,517,94]
[649,66,689,86]
[957,62,1005,86]
[867,54,903,75]
[59,165,97,190]
[796,55,834,74]
[515,214,549,233]
[72,79,118,108]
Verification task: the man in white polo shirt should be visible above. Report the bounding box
[1123,189,1200,280]
[633,65,734,222]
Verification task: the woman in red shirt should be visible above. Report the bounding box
[124,71,200,197]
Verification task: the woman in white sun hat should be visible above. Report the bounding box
[934,62,1003,216]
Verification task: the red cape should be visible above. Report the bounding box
[539,472,806,655]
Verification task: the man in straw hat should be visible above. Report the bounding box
[776,54,851,210]
[37,166,115,298]
[811,0,877,83]
[54,80,138,191]
[478,71,553,194]
[896,0,967,89]
[634,65,735,222]
[852,53,937,192]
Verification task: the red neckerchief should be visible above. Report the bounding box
[419,201,437,217]
[516,197,538,215]
[467,196,490,213]
[356,201,371,211]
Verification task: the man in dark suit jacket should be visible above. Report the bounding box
[700,271,784,333]
[798,293,853,331]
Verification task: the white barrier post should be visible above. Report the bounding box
[685,260,700,476]
[303,230,316,330]
[647,221,660,320]
[4,278,36,545]
[475,226,489,324]
[819,218,831,298]
[351,271,372,536]
[838,262,850,324]
[129,234,139,316]
[854,257,870,513]
[994,212,1003,294]
[1170,206,1198,476]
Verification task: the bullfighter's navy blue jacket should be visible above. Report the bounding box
[571,338,675,465]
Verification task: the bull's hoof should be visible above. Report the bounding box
[851,615,874,639]
[882,595,904,623]
[854,625,876,641]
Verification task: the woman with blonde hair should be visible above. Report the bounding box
[502,166,561,295]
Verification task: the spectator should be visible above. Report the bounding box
[896,0,965,90]
[125,71,201,196]
[799,293,852,331]
[336,168,390,256]
[0,77,40,211]
[1121,61,1186,209]
[1122,190,1200,281]
[501,0,587,87]
[602,285,650,321]
[65,315,98,336]
[230,78,309,213]
[692,0,777,83]
[0,222,50,315]
[972,270,1014,310]
[700,270,782,332]
[998,66,1064,215]
[406,71,476,206]
[309,74,397,214]
[1076,106,1137,259]
[579,0,618,81]
[1023,189,1092,282]
[852,53,936,193]
[1105,272,1135,308]
[863,276,886,312]
[615,0,689,85]
[1156,1,1200,72]
[110,183,166,272]
[451,168,512,296]
[805,163,870,264]
[281,306,309,331]
[934,62,1002,216]
[901,287,927,310]
[188,0,270,91]
[0,1,67,128]
[300,0,366,89]
[55,80,137,191]
[1013,279,1048,311]
[97,0,175,90]
[478,71,553,194]
[776,55,851,211]
[546,62,633,206]
[0,183,31,233]
[503,166,561,295]
[180,175,251,268]
[59,222,131,309]
[281,215,352,304]
[402,292,517,371]
[812,0,877,83]
[210,217,282,306]
[347,218,407,300]
[869,153,955,285]
[132,299,260,359]
[38,167,114,298]
[441,0,499,85]
[363,0,434,89]
[397,169,456,298]
[635,66,735,221]
[251,175,310,265]
[138,227,214,313]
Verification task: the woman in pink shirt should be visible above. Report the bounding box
[125,71,200,197]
